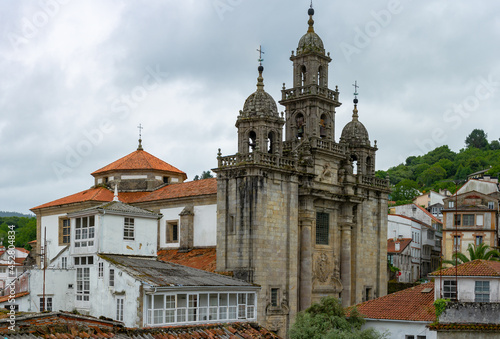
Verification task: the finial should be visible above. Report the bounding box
[113,184,119,202]
[352,81,359,121]
[307,1,315,33]
[137,124,144,150]
[256,45,265,91]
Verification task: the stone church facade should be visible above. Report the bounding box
[214,7,390,333]
[29,6,389,338]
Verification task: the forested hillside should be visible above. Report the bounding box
[376,129,500,203]
[0,216,36,250]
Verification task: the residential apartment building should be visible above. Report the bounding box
[442,179,499,262]
[388,204,443,281]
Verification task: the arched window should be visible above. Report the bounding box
[320,113,328,138]
[268,131,275,154]
[351,154,358,175]
[249,131,257,152]
[296,114,305,138]
[301,65,306,87]
[317,66,322,86]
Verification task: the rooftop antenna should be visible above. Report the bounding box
[137,123,144,150]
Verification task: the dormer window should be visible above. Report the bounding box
[75,216,95,247]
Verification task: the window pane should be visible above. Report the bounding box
[199,294,208,307]
[177,294,187,308]
[316,212,329,245]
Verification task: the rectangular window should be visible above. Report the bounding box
[405,336,415,339]
[116,298,124,321]
[39,297,53,311]
[454,236,461,252]
[270,288,279,307]
[443,280,457,299]
[76,267,90,302]
[59,218,71,245]
[316,212,329,245]
[488,201,494,209]
[124,217,135,240]
[477,214,484,226]
[463,214,474,226]
[166,221,179,243]
[98,262,104,278]
[75,216,95,247]
[454,214,461,226]
[109,269,115,287]
[476,236,483,246]
[146,292,256,326]
[61,257,67,269]
[449,201,454,208]
[475,281,490,302]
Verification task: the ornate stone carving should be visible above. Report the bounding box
[314,252,330,283]
[319,162,333,183]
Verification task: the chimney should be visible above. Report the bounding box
[395,242,400,251]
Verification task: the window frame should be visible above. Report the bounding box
[146,292,256,326]
[315,212,329,245]
[475,281,490,302]
[116,297,124,321]
[74,216,95,248]
[443,280,457,299]
[109,269,115,287]
[124,217,135,241]
[462,214,474,227]
[166,220,179,243]
[59,217,71,245]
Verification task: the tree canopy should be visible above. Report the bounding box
[0,216,36,249]
[377,129,500,204]
[193,170,214,181]
[289,297,387,339]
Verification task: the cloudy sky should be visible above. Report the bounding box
[1,0,500,214]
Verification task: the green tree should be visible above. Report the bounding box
[417,164,447,187]
[193,170,214,180]
[443,243,500,266]
[289,296,387,339]
[391,179,420,202]
[465,129,489,149]
[490,139,500,150]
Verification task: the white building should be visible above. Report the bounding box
[11,199,258,327]
[355,259,500,339]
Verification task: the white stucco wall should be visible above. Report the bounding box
[363,319,436,339]
[434,277,500,302]
[159,207,183,248]
[40,213,67,263]
[98,214,157,256]
[388,215,412,239]
[193,204,216,247]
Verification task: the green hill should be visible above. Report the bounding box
[376,129,500,203]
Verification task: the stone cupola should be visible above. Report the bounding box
[236,64,284,155]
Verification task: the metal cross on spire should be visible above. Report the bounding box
[257,45,264,66]
[353,81,359,98]
[310,0,313,8]
[137,123,143,139]
[137,123,144,150]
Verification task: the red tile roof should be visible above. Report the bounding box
[429,259,500,277]
[32,179,217,210]
[157,247,217,273]
[387,238,412,254]
[0,291,29,303]
[135,178,217,203]
[91,149,187,179]
[349,282,436,322]
[31,187,150,210]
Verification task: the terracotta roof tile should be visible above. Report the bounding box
[415,204,443,224]
[0,291,29,303]
[135,178,217,203]
[348,282,435,322]
[91,149,186,179]
[31,187,151,210]
[157,247,217,273]
[429,259,500,277]
[428,323,500,331]
[387,238,412,253]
